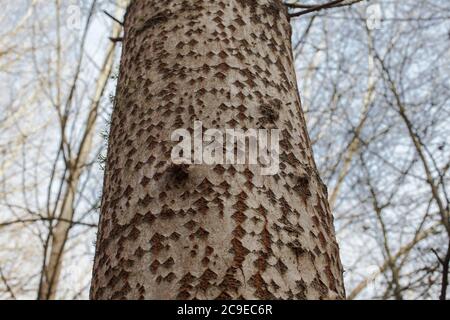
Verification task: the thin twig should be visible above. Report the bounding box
[288,0,363,18]
[103,10,124,26]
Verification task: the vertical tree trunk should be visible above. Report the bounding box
[91,0,345,300]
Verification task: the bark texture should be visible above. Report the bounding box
[91,0,345,300]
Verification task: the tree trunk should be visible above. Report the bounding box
[90,0,345,300]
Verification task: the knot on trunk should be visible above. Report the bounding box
[167,163,190,186]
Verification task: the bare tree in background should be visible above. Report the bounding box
[0,0,128,299]
[290,0,450,299]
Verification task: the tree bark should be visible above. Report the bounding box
[90,0,345,300]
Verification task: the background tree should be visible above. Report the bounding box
[0,0,128,299]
